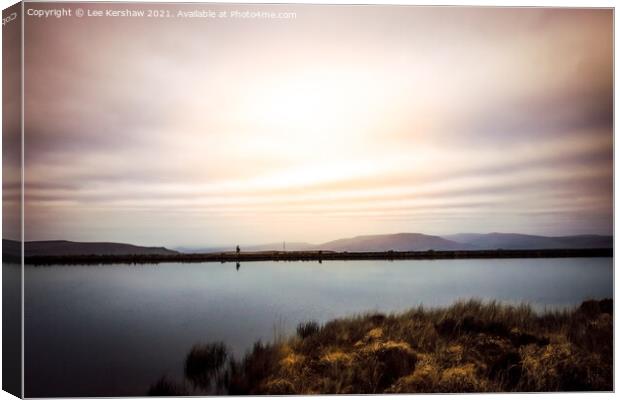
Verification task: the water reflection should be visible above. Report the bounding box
[25,258,613,396]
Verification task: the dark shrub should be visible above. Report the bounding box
[376,344,418,390]
[184,342,228,389]
[370,313,386,325]
[579,300,602,318]
[578,298,612,318]
[228,341,282,395]
[489,351,522,389]
[147,376,188,396]
[297,321,320,339]
[509,330,549,347]
[435,318,457,336]
[599,298,613,315]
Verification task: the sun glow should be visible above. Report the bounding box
[24,6,613,245]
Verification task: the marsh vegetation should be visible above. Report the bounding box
[149,298,612,395]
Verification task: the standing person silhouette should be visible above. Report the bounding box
[236,245,240,254]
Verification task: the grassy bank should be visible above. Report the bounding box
[149,299,612,395]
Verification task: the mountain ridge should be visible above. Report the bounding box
[5,232,613,257]
[175,232,612,254]
[443,232,612,250]
[315,232,474,252]
[4,239,179,257]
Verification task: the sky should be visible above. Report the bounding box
[21,4,613,247]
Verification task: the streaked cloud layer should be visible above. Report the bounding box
[22,5,612,246]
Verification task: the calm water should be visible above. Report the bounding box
[24,258,612,397]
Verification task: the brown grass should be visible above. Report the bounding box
[149,298,612,395]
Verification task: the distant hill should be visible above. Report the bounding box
[175,242,314,253]
[169,233,614,254]
[551,235,614,249]
[10,232,612,258]
[21,240,178,257]
[443,233,613,250]
[174,235,469,253]
[2,239,20,258]
[315,233,474,252]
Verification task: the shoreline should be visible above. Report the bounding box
[18,247,613,265]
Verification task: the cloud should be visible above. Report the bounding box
[22,5,613,245]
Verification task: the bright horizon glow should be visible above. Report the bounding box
[19,5,613,247]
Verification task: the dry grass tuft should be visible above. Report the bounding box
[149,298,613,395]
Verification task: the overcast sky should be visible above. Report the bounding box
[22,5,612,247]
